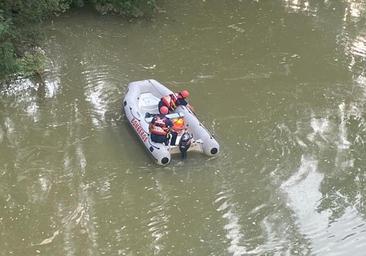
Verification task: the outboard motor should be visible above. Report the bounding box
[179,132,192,159]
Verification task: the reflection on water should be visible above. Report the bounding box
[344,0,366,19]
[351,33,366,58]
[2,0,366,255]
[145,179,170,254]
[282,0,317,15]
[281,156,325,251]
[215,189,248,256]
[82,65,111,128]
[282,154,366,255]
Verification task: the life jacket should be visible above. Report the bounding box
[150,116,170,136]
[172,117,185,132]
[161,94,177,110]
[176,92,184,100]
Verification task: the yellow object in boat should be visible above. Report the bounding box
[172,117,185,131]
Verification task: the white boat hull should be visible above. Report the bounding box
[123,79,219,165]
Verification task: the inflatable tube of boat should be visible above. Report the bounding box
[123,80,172,165]
[176,105,220,156]
[123,79,219,165]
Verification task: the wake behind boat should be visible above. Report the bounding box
[123,79,219,165]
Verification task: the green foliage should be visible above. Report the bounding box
[91,0,157,17]
[0,0,72,81]
[0,0,157,83]
[17,50,46,77]
[0,9,18,80]
[0,42,20,80]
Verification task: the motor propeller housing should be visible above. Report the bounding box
[179,132,192,159]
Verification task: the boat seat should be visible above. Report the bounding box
[139,93,160,114]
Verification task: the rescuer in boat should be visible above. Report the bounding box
[170,117,185,145]
[158,90,191,114]
[149,106,173,145]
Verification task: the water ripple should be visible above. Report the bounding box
[1,79,40,122]
[282,0,318,16]
[280,153,366,255]
[144,179,170,254]
[351,34,366,58]
[215,190,248,256]
[344,0,366,19]
[82,64,120,128]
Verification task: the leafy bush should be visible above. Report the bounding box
[0,1,69,81]
[92,0,156,17]
[0,42,20,80]
[0,0,157,83]
[18,50,46,77]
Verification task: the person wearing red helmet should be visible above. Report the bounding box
[176,89,195,114]
[159,106,169,115]
[149,106,173,145]
[158,89,190,114]
[178,90,189,101]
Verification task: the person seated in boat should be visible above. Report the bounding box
[158,90,191,114]
[149,106,173,145]
[169,117,185,145]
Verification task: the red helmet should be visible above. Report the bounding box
[180,90,189,98]
[159,106,169,115]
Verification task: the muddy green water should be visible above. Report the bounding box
[2,0,366,255]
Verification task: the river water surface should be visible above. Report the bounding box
[2,0,366,255]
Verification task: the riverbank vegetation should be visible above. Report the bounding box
[0,0,156,83]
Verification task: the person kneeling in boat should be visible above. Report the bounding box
[158,90,192,114]
[170,117,185,145]
[149,106,174,145]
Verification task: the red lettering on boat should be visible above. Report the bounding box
[131,118,148,142]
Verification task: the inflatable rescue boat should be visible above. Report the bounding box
[123,79,219,165]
